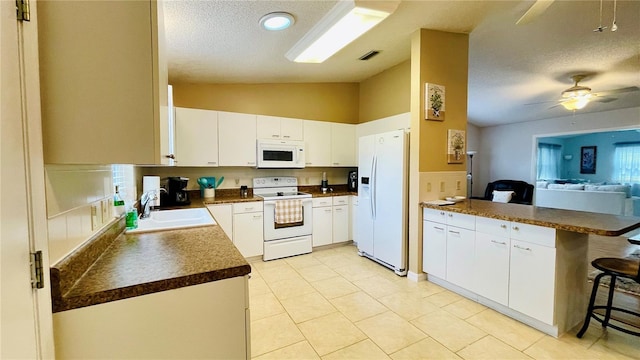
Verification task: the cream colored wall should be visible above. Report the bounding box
[45,165,114,264]
[408,29,469,278]
[172,83,359,124]
[359,60,410,123]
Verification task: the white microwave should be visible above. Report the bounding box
[256,139,305,168]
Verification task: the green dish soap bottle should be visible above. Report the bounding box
[113,185,125,217]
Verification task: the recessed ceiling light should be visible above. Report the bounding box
[260,12,295,31]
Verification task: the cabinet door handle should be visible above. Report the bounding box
[283,135,290,138]
[272,134,279,138]
[448,213,453,217]
[448,230,460,235]
[335,208,342,212]
[512,226,520,231]
[434,226,445,231]
[245,207,254,211]
[164,154,175,159]
[491,240,507,245]
[306,162,312,165]
[207,161,217,165]
[253,215,262,219]
[514,244,531,251]
[333,162,339,165]
[439,211,445,216]
[248,162,256,165]
[500,224,507,229]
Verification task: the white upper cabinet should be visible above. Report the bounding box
[174,108,218,166]
[38,0,169,165]
[257,115,303,141]
[303,120,331,167]
[218,112,257,167]
[331,123,356,166]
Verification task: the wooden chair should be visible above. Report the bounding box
[577,242,640,338]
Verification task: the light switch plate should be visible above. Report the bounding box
[91,203,100,231]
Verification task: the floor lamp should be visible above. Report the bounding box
[467,150,477,198]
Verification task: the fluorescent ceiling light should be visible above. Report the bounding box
[286,0,399,63]
[260,12,295,31]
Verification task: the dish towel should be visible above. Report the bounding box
[275,199,303,224]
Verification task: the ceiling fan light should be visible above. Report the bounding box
[285,0,399,63]
[561,97,590,110]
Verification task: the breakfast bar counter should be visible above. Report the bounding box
[419,199,640,337]
[420,199,640,236]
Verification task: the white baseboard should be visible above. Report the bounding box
[407,271,426,282]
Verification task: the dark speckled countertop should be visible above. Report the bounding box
[421,199,640,236]
[51,220,250,313]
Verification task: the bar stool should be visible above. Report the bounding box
[577,239,640,338]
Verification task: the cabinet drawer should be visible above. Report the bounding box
[312,198,332,207]
[423,208,447,223]
[476,217,510,237]
[510,222,555,247]
[233,202,263,214]
[446,212,475,230]
[332,196,349,206]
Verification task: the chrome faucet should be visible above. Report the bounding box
[140,189,161,219]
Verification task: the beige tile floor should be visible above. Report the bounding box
[249,244,640,360]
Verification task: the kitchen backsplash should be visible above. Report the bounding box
[419,171,468,201]
[137,166,355,191]
[45,165,116,264]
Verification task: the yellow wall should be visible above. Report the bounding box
[417,30,469,173]
[172,83,359,124]
[359,60,411,123]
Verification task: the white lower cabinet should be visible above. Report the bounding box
[312,198,333,247]
[445,226,475,290]
[332,205,349,243]
[474,217,511,306]
[53,276,249,359]
[422,220,447,279]
[509,238,556,325]
[233,202,264,258]
[206,204,233,239]
[422,207,589,336]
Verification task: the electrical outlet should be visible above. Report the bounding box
[235,178,240,185]
[91,204,100,231]
[440,181,445,192]
[305,177,309,184]
[101,199,110,221]
[427,182,431,192]
[456,181,461,190]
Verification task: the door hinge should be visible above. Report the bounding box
[16,0,30,22]
[30,250,44,289]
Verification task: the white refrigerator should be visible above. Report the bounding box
[357,129,408,276]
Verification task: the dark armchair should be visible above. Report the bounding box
[475,180,534,205]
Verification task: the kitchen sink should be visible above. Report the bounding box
[126,208,216,233]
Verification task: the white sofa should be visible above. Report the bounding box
[535,183,637,216]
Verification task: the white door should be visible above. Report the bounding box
[1,1,54,357]
[372,130,406,268]
[356,135,374,255]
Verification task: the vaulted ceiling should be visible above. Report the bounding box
[164,0,640,127]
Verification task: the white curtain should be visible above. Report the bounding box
[537,143,561,180]
[613,142,640,183]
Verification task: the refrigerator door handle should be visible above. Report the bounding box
[371,155,377,220]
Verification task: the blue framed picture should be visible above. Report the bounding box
[580,146,597,174]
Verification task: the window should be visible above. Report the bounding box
[112,164,136,203]
[537,143,561,180]
[613,142,640,183]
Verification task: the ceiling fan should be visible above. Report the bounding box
[553,75,640,111]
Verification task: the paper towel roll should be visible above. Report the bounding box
[142,176,160,207]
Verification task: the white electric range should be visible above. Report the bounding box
[253,177,313,260]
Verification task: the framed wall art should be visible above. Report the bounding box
[580,146,597,174]
[425,83,445,121]
[447,129,465,164]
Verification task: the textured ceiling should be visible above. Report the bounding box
[164,0,640,127]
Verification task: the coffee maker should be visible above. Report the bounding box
[348,171,357,192]
[164,177,190,205]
